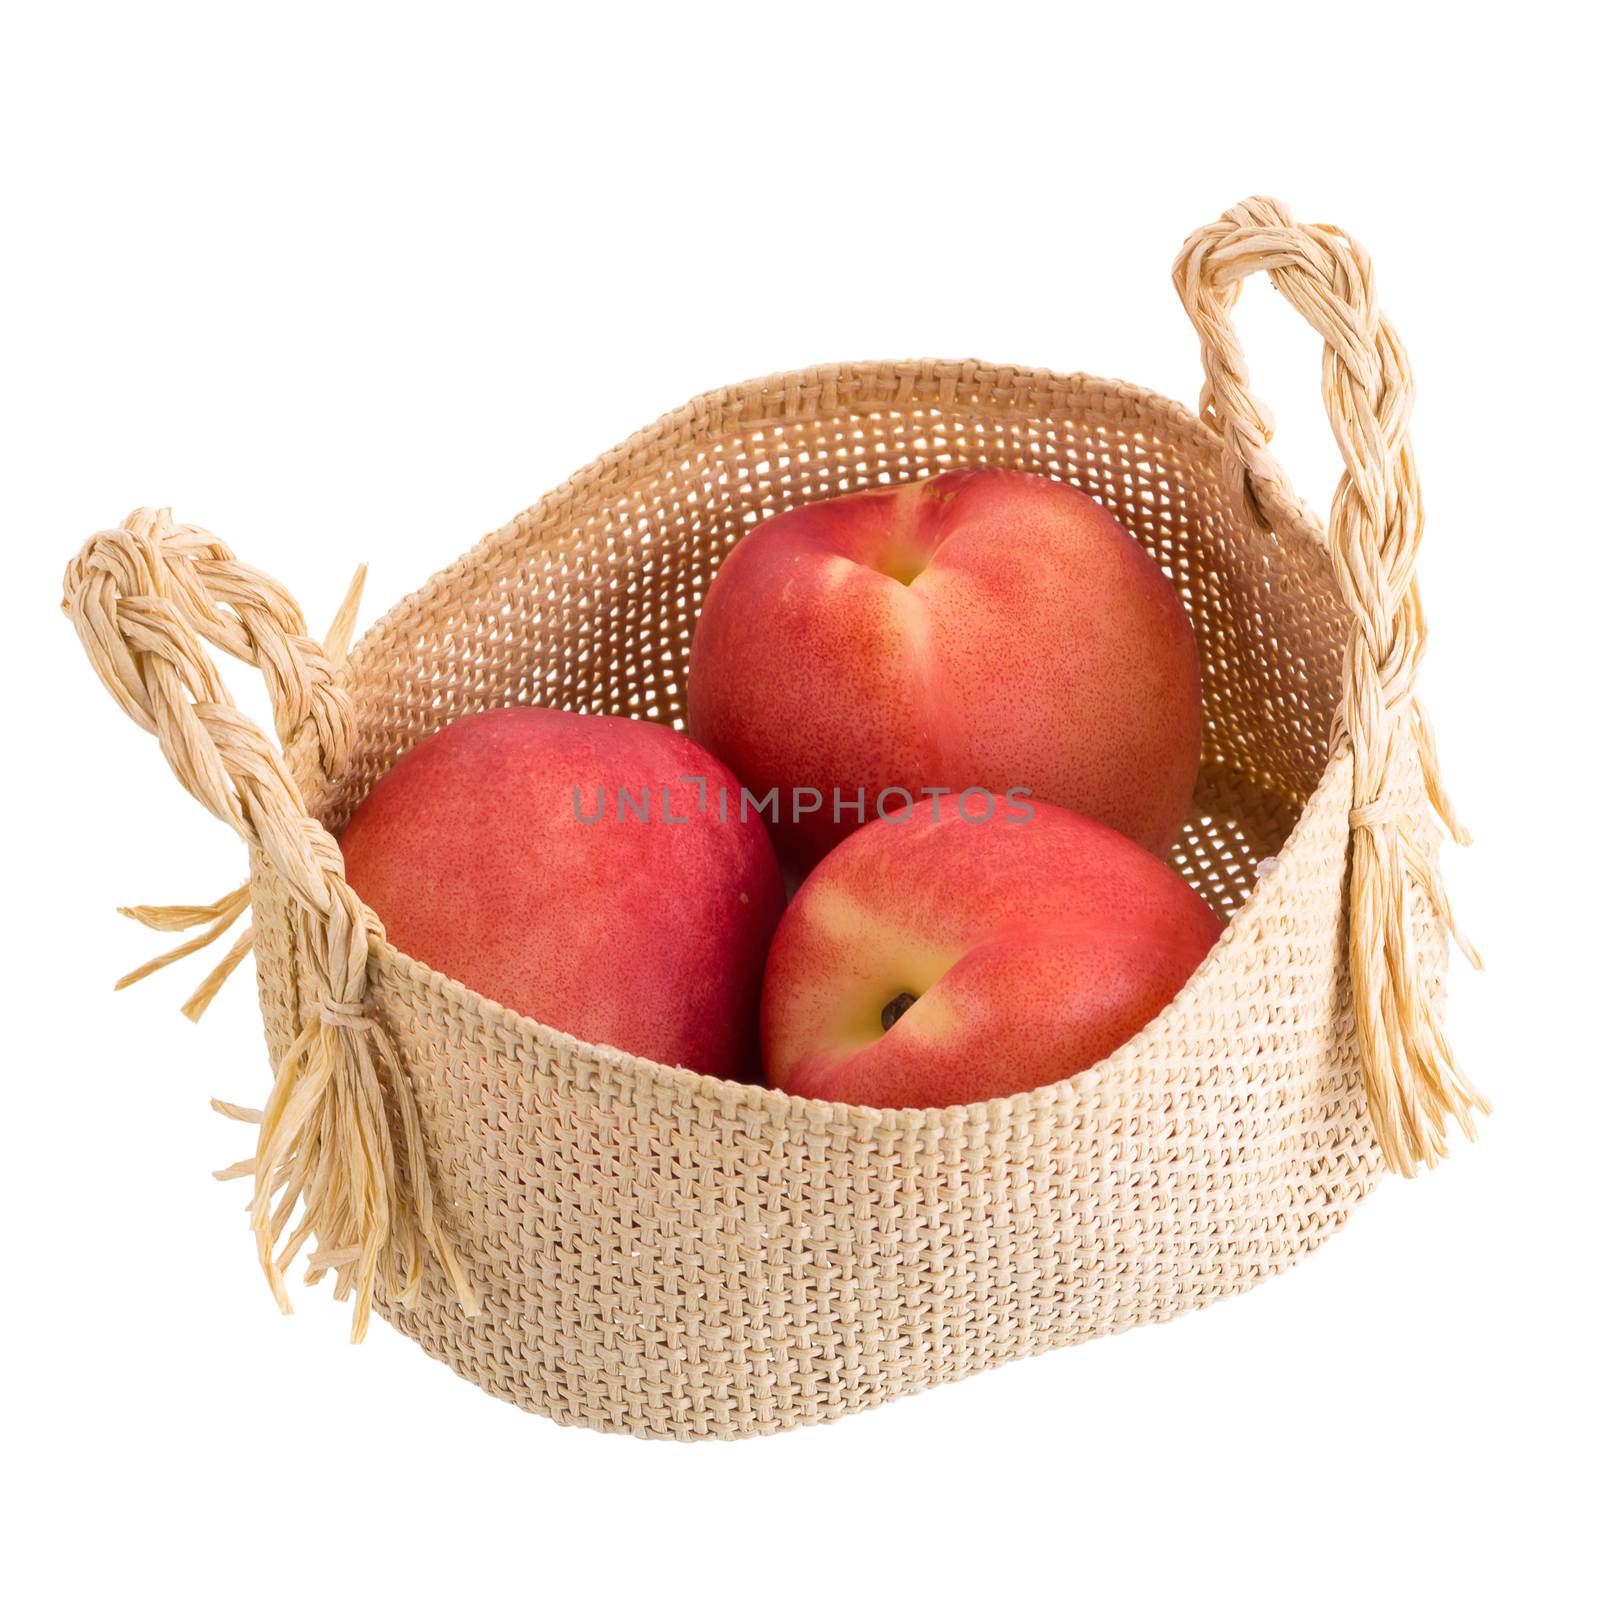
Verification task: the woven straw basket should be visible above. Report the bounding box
[64,197,1484,1440]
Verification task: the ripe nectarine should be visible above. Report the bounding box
[687,469,1203,874]
[338,707,784,1079]
[761,797,1221,1108]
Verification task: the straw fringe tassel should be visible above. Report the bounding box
[241,1008,476,1336]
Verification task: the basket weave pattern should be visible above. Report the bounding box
[65,198,1475,1439]
[252,359,1415,1435]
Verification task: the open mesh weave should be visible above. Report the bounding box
[241,359,1430,1438]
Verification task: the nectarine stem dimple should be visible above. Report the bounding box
[881,991,919,1031]
[881,554,926,586]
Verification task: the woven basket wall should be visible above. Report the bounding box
[65,198,1477,1441]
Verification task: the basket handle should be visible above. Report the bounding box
[1173,196,1487,1176]
[62,507,475,1336]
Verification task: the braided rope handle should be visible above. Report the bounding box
[63,508,475,1336]
[1174,196,1488,1176]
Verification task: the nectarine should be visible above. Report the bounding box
[338,707,784,1079]
[761,797,1221,1108]
[687,469,1203,874]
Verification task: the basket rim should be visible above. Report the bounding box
[336,358,1331,695]
[295,356,1350,1133]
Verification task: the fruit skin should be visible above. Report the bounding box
[761,797,1221,1109]
[686,468,1203,875]
[338,707,784,1080]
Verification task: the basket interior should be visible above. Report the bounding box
[301,364,1348,925]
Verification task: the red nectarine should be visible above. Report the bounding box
[338,707,785,1080]
[761,797,1221,1108]
[687,469,1203,874]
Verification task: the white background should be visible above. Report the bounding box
[5,4,1596,1596]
